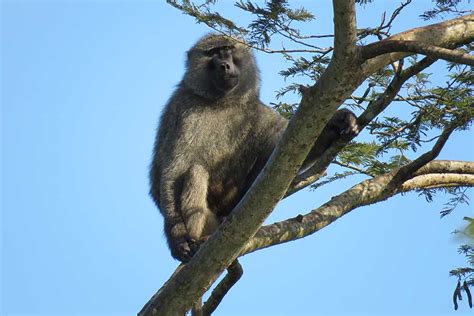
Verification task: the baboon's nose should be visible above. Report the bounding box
[220,63,231,72]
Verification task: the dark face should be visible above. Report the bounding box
[206,46,240,94]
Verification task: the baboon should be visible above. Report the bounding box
[150,34,358,263]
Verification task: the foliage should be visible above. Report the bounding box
[235,0,314,47]
[420,0,470,20]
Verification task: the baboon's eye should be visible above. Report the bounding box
[204,45,235,57]
[205,47,221,57]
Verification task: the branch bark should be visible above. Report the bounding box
[333,0,357,62]
[415,160,474,175]
[360,14,474,75]
[360,40,474,66]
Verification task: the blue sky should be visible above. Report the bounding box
[2,1,473,315]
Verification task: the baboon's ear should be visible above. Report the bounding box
[185,49,195,68]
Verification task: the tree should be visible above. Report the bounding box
[140,1,474,315]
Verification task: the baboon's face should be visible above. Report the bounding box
[206,45,240,93]
[184,34,259,100]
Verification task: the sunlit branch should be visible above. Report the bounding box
[361,14,474,75]
[361,40,474,66]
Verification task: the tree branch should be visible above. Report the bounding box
[241,161,474,255]
[361,14,474,75]
[333,0,358,62]
[201,260,243,316]
[360,40,474,66]
[415,160,474,176]
[402,174,474,190]
[359,57,436,124]
[387,125,455,188]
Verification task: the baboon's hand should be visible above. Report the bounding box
[330,109,359,136]
[188,237,209,258]
[174,240,193,262]
[175,237,209,263]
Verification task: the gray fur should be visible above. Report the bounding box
[150,34,358,262]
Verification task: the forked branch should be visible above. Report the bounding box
[242,160,474,255]
[361,14,474,75]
